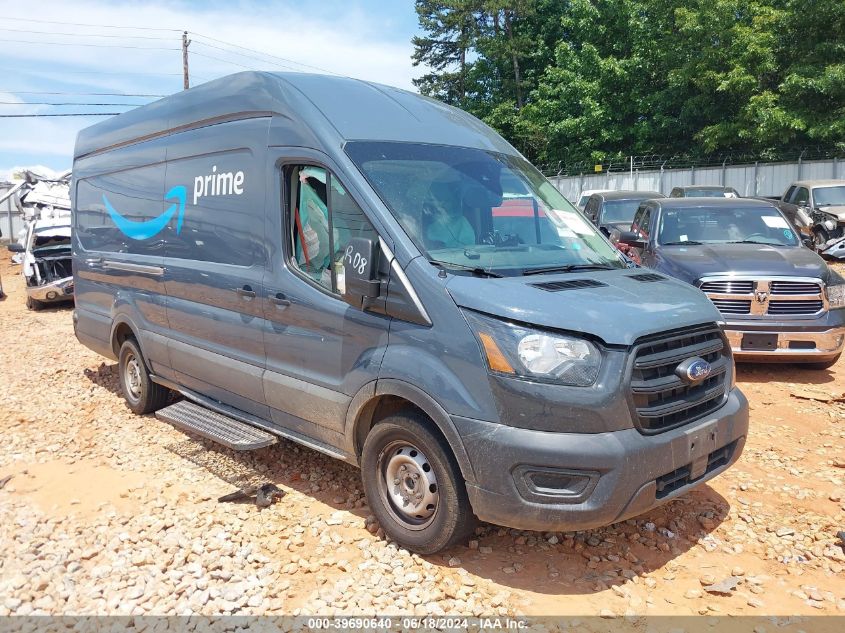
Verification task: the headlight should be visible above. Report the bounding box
[828,283,845,309]
[464,310,601,386]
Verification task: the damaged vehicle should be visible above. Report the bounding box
[7,217,74,310]
[773,179,845,256]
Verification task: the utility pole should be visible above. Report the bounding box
[182,31,191,90]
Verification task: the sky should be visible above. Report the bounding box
[0,0,423,179]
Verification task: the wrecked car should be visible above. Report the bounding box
[773,179,845,253]
[7,217,74,309]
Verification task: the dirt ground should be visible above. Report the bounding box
[0,256,844,619]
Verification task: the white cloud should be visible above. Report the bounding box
[0,0,422,172]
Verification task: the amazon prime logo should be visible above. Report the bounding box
[103,166,245,241]
[675,357,712,384]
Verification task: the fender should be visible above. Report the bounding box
[344,378,477,485]
[109,301,169,374]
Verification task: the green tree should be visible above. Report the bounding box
[412,0,845,167]
[412,0,484,105]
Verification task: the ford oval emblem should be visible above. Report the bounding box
[675,357,712,384]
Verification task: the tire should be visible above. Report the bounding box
[26,296,44,311]
[813,228,829,251]
[118,337,170,414]
[361,412,476,554]
[802,353,841,371]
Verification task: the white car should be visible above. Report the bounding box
[7,217,73,309]
[576,189,607,210]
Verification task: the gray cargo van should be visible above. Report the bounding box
[72,72,748,554]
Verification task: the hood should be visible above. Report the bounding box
[817,205,845,221]
[446,268,720,346]
[656,243,828,284]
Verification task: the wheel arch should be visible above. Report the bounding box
[345,379,477,486]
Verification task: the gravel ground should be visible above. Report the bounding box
[1,257,844,618]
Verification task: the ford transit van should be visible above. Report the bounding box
[72,72,748,554]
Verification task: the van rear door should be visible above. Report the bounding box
[73,143,171,372]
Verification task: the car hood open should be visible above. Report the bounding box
[445,268,719,346]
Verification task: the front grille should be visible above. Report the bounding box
[768,300,823,315]
[655,441,736,499]
[630,324,729,434]
[770,280,821,295]
[700,277,826,319]
[710,298,751,314]
[700,280,754,294]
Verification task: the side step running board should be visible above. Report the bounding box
[156,400,277,451]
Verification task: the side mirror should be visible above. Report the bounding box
[618,230,646,248]
[797,200,809,208]
[802,236,815,249]
[6,242,24,253]
[340,237,382,310]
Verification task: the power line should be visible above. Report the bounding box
[190,50,254,70]
[3,16,182,33]
[0,66,182,77]
[0,101,143,106]
[191,39,309,73]
[0,113,121,117]
[4,37,179,50]
[0,27,176,40]
[3,91,168,97]
[190,31,340,75]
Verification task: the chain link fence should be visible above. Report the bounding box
[541,147,845,202]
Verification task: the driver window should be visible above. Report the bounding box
[632,206,650,237]
[793,187,809,205]
[287,165,376,294]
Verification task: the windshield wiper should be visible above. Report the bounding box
[522,263,616,276]
[728,240,782,246]
[428,259,503,278]
[662,240,703,245]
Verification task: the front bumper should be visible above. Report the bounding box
[27,276,74,302]
[724,321,845,363]
[455,389,748,533]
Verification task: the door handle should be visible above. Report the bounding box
[236,285,256,299]
[269,292,291,307]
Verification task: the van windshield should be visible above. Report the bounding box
[345,141,625,276]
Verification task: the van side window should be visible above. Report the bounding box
[287,165,376,294]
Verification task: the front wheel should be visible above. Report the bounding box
[361,412,476,554]
[26,296,44,311]
[118,338,170,414]
[813,228,829,251]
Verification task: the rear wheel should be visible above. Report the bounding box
[118,338,170,414]
[361,412,476,554]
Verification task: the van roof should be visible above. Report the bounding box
[74,71,518,159]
